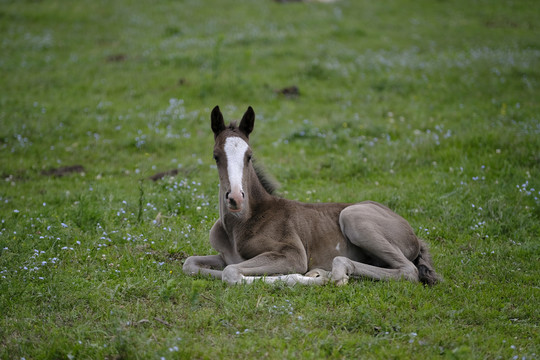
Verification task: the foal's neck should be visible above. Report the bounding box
[246,165,275,205]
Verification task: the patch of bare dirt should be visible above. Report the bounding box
[106,54,127,62]
[276,85,300,98]
[41,165,85,177]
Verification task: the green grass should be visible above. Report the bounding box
[1,0,539,358]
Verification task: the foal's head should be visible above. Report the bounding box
[211,106,256,214]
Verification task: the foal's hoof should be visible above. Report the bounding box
[332,274,349,286]
[222,265,243,284]
[305,269,331,284]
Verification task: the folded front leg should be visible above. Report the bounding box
[221,250,320,285]
[183,254,227,279]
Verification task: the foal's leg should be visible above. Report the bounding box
[183,254,226,279]
[331,256,418,285]
[239,272,329,286]
[221,250,327,285]
[333,204,420,285]
[183,220,243,280]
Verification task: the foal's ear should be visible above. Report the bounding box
[211,106,226,137]
[239,106,255,137]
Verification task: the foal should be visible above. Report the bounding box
[183,106,440,286]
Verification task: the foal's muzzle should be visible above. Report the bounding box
[226,190,245,212]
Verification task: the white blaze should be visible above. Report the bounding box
[224,137,249,196]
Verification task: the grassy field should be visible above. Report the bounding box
[1,0,539,358]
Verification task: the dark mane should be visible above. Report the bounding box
[253,160,279,195]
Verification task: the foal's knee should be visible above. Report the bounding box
[332,256,352,270]
[183,256,198,275]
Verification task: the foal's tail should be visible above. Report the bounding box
[413,240,442,286]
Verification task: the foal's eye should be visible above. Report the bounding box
[213,155,219,162]
[247,154,252,162]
